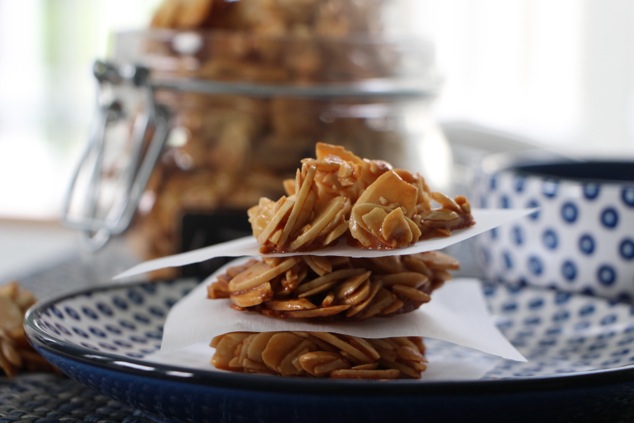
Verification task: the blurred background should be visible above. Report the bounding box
[1,0,634,221]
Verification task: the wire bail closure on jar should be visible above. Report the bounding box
[62,60,171,251]
[63,51,438,253]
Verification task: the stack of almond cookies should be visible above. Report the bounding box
[207,143,475,379]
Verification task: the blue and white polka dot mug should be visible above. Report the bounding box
[471,151,634,302]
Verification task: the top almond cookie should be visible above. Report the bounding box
[248,143,475,253]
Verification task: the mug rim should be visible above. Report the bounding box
[480,150,634,186]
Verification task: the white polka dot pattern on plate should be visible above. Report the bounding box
[481,282,634,378]
[426,281,634,378]
[37,280,196,359]
[28,279,634,380]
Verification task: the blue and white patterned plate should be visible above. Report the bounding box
[25,279,634,423]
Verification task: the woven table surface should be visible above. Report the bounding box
[0,241,156,423]
[0,374,154,423]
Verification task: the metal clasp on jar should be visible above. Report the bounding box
[62,60,171,250]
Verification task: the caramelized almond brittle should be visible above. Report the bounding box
[248,143,475,252]
[211,331,426,379]
[208,252,459,321]
[0,281,56,377]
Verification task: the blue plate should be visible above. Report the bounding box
[24,279,634,423]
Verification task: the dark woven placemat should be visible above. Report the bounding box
[0,374,154,423]
[1,242,154,422]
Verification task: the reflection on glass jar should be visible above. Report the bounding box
[129,91,447,262]
[64,23,446,277]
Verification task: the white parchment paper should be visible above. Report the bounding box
[143,261,525,381]
[115,208,536,280]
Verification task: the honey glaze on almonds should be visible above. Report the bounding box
[248,143,475,253]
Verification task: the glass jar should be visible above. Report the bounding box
[63,27,447,277]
